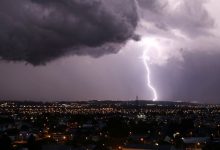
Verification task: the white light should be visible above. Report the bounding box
[142,51,158,101]
[166,0,182,10]
[140,38,159,101]
[135,0,158,101]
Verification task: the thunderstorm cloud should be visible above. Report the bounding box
[135,0,218,66]
[138,0,214,36]
[1,0,220,102]
[0,0,138,65]
[135,0,220,102]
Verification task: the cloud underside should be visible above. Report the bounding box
[0,0,138,65]
[0,0,216,66]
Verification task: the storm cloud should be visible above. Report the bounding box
[134,0,220,102]
[1,0,220,102]
[137,0,214,37]
[134,0,217,67]
[0,0,138,65]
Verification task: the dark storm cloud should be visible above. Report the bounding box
[0,0,138,65]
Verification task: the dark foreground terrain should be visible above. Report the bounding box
[1,100,220,150]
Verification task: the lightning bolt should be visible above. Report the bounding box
[134,0,158,101]
[142,50,158,101]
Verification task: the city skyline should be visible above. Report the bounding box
[0,0,220,102]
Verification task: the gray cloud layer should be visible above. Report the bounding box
[153,52,220,102]
[138,0,214,37]
[135,0,220,102]
[1,0,220,102]
[0,0,138,65]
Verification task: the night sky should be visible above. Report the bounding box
[0,0,220,103]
